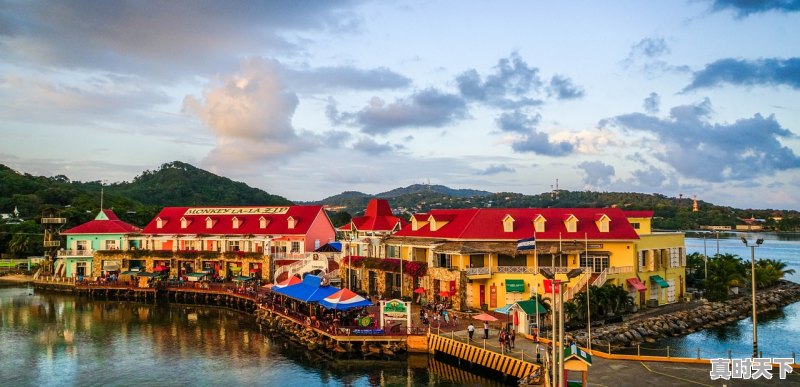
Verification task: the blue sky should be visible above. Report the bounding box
[1,1,799,210]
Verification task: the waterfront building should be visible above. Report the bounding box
[337,199,408,289]
[342,205,685,316]
[58,209,142,278]
[123,205,337,280]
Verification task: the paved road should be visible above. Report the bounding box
[437,328,800,386]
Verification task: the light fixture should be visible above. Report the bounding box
[540,268,555,279]
[741,237,747,245]
[566,268,583,279]
[756,238,764,245]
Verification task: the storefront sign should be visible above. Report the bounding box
[184,207,289,216]
[489,285,497,308]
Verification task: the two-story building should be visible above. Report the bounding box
[130,205,336,280]
[58,210,142,278]
[378,207,684,313]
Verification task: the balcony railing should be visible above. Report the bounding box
[608,266,634,274]
[58,249,94,257]
[465,266,540,276]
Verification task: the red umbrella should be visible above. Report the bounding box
[274,275,302,288]
[438,291,451,297]
[153,264,169,272]
[472,313,499,322]
[413,287,426,294]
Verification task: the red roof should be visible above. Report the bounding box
[394,207,640,240]
[337,199,408,233]
[63,210,142,235]
[141,205,325,235]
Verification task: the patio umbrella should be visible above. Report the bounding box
[438,291,451,297]
[319,288,372,310]
[413,287,426,294]
[153,264,169,272]
[274,275,302,288]
[472,313,499,322]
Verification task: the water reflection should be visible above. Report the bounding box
[0,286,505,387]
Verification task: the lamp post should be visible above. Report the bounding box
[541,268,582,387]
[741,237,763,358]
[703,232,708,279]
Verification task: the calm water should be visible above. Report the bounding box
[0,286,503,387]
[649,231,800,359]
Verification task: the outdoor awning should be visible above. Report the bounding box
[186,272,209,278]
[233,276,255,283]
[230,266,242,272]
[120,270,138,275]
[494,304,515,315]
[136,272,162,278]
[626,278,646,292]
[650,275,669,288]
[271,275,341,302]
[515,299,548,315]
[505,279,525,293]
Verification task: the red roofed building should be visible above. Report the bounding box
[129,205,335,280]
[347,207,685,319]
[57,210,143,278]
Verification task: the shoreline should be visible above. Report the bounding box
[0,274,34,284]
[572,280,800,350]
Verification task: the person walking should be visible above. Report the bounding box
[483,321,489,339]
[510,328,516,349]
[467,322,475,341]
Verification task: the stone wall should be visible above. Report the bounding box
[572,281,800,349]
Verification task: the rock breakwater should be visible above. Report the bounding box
[569,281,800,350]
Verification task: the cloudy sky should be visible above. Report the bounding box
[1,1,799,210]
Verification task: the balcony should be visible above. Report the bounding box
[465,266,540,278]
[608,266,634,274]
[58,249,94,257]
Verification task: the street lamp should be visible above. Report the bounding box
[702,232,708,279]
[741,237,763,358]
[541,267,582,387]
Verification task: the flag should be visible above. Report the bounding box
[516,236,536,251]
[543,279,560,293]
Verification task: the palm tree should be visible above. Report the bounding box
[530,292,552,313]
[704,253,746,301]
[8,233,31,257]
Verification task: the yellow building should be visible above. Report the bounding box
[381,208,685,315]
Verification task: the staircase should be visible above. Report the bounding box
[591,268,608,288]
[273,257,329,282]
[564,270,590,302]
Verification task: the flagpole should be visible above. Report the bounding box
[585,232,591,352]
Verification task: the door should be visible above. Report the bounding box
[76,261,87,277]
[667,279,676,303]
[368,271,378,295]
[479,285,486,306]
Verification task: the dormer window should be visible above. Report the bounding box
[156,217,165,229]
[564,214,578,233]
[287,216,296,229]
[533,215,546,233]
[411,215,428,231]
[429,216,439,231]
[595,214,610,233]
[502,214,515,233]
[232,217,240,229]
[259,216,269,229]
[205,217,214,229]
[180,217,189,229]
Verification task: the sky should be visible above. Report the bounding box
[1,1,799,210]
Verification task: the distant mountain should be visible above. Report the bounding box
[376,184,492,198]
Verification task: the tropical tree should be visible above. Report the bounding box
[751,258,796,289]
[530,292,552,313]
[685,252,706,288]
[7,232,31,256]
[704,253,746,301]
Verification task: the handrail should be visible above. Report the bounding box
[564,270,589,302]
[58,249,94,257]
[592,267,608,287]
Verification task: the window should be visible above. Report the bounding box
[104,240,118,250]
[387,245,398,258]
[436,254,452,269]
[469,254,484,268]
[502,215,514,232]
[291,241,300,253]
[76,240,88,251]
[631,222,640,229]
[497,253,523,266]
[580,254,609,273]
[228,240,240,251]
[232,217,240,229]
[639,251,647,270]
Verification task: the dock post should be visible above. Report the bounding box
[697,348,700,359]
[637,344,640,357]
[667,346,670,358]
[483,339,486,350]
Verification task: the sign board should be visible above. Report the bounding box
[379,299,411,333]
[183,207,290,216]
[489,285,497,309]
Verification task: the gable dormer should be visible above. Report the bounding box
[232,216,241,229]
[428,214,453,232]
[595,214,610,233]
[411,214,428,231]
[287,216,296,229]
[180,217,190,229]
[533,214,546,233]
[502,214,515,232]
[563,214,578,233]
[259,216,270,229]
[156,217,166,229]
[205,216,216,229]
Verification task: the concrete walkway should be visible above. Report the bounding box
[435,328,800,386]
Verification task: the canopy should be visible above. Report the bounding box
[153,265,169,272]
[186,272,209,282]
[472,313,498,322]
[120,270,138,275]
[271,275,340,302]
[319,288,372,310]
[413,287,426,294]
[438,291,451,297]
[233,276,255,283]
[494,304,515,315]
[650,275,669,288]
[626,277,646,292]
[315,242,342,252]
[274,275,302,288]
[136,272,162,278]
[515,299,548,315]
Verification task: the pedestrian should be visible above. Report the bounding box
[510,328,516,349]
[483,321,489,339]
[467,322,475,341]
